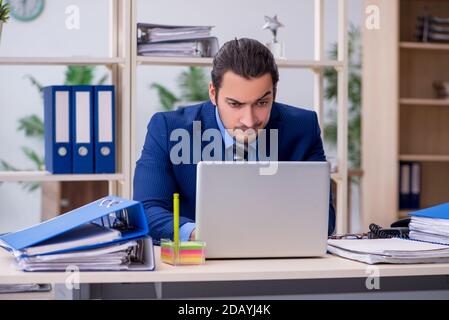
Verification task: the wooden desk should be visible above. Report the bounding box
[1,247,449,299]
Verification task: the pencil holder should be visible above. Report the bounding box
[160,239,206,266]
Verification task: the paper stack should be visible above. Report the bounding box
[0,283,51,294]
[137,23,219,57]
[15,240,147,272]
[409,202,449,245]
[417,15,449,43]
[327,238,449,264]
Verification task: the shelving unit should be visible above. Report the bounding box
[0,0,132,209]
[0,172,124,182]
[399,155,449,162]
[400,41,449,51]
[1,0,349,233]
[363,0,449,229]
[136,56,344,69]
[399,98,449,106]
[0,57,125,66]
[130,0,349,234]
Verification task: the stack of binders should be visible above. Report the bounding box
[137,23,219,57]
[399,162,421,210]
[0,196,155,272]
[44,85,116,174]
[409,202,449,245]
[417,15,449,43]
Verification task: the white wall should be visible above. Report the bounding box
[0,0,362,233]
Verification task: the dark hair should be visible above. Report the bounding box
[211,38,279,99]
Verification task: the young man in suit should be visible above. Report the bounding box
[134,38,335,242]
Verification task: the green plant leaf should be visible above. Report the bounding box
[64,66,95,85]
[323,23,362,170]
[0,0,10,22]
[21,146,44,170]
[21,181,41,192]
[17,114,44,138]
[97,73,109,85]
[178,67,209,102]
[150,83,179,111]
[24,75,45,98]
[0,159,18,171]
[0,160,40,192]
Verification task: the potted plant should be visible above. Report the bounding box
[0,0,10,45]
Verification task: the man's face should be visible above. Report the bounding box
[209,71,274,144]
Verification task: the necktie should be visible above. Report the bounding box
[233,142,248,161]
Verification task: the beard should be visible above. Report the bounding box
[230,127,259,144]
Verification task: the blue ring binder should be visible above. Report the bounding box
[0,196,149,257]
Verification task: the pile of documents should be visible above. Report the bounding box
[417,15,449,43]
[409,202,449,245]
[0,196,154,272]
[0,284,51,294]
[16,240,149,272]
[327,238,449,264]
[137,23,219,57]
[6,224,145,271]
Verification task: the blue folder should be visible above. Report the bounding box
[410,162,421,210]
[72,85,94,173]
[409,202,449,220]
[43,86,73,174]
[399,162,412,210]
[0,196,149,257]
[93,85,116,173]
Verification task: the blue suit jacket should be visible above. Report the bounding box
[133,100,336,241]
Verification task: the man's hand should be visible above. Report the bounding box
[189,228,196,241]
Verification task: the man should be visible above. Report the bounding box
[134,38,335,242]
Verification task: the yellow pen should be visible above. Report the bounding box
[173,193,180,262]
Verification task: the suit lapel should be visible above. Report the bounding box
[199,101,225,160]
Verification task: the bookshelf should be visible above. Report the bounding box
[0,57,125,65]
[136,56,345,69]
[131,0,349,234]
[0,172,124,182]
[0,0,350,234]
[399,98,449,106]
[0,0,131,219]
[363,0,449,229]
[399,41,449,51]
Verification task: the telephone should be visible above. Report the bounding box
[368,218,410,239]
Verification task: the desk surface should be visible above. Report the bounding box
[0,247,449,284]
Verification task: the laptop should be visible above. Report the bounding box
[195,161,330,259]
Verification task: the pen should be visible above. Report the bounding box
[173,193,180,262]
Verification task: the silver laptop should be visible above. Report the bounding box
[195,161,330,259]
